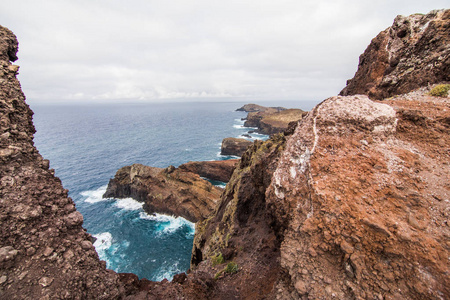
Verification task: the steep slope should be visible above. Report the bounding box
[0,25,124,299]
[265,92,449,299]
[340,9,450,99]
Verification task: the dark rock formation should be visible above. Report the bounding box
[258,109,307,135]
[340,9,450,99]
[220,137,253,156]
[103,164,222,223]
[191,134,288,299]
[178,159,238,183]
[236,103,286,112]
[0,25,124,299]
[242,105,306,135]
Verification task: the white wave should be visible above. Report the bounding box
[139,212,195,235]
[234,118,245,124]
[93,232,113,260]
[139,212,175,222]
[154,261,180,281]
[114,198,144,210]
[217,152,239,159]
[81,185,109,203]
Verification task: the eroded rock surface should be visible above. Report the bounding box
[178,159,238,183]
[341,9,450,99]
[241,105,306,135]
[103,164,222,223]
[265,92,449,299]
[0,25,124,300]
[220,137,253,157]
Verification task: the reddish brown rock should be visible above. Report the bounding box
[220,137,253,156]
[340,9,450,99]
[0,25,124,300]
[103,164,222,223]
[265,91,449,299]
[178,159,239,183]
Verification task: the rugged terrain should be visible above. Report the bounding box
[241,105,306,135]
[340,9,450,99]
[1,9,449,300]
[103,163,222,223]
[178,159,238,183]
[0,25,125,300]
[220,137,253,157]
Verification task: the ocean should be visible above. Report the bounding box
[30,100,318,281]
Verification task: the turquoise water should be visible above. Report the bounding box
[30,100,317,280]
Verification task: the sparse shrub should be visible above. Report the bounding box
[214,261,239,279]
[429,84,450,97]
[211,252,224,266]
[224,262,239,274]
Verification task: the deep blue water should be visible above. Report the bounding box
[30,100,318,281]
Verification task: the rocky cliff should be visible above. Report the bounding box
[103,164,222,223]
[220,137,253,157]
[241,105,306,135]
[2,9,449,300]
[340,9,450,99]
[0,25,125,300]
[178,159,238,183]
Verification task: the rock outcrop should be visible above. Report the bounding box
[0,25,125,299]
[340,9,450,99]
[264,91,450,299]
[241,104,306,135]
[236,103,286,113]
[220,137,253,157]
[178,159,238,183]
[103,164,222,223]
[2,9,449,299]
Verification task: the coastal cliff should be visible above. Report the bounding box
[340,9,450,99]
[1,8,449,300]
[0,25,124,299]
[103,163,222,223]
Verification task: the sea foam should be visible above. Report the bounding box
[114,198,144,210]
[139,212,195,235]
[81,185,109,203]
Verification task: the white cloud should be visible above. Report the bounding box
[0,0,447,104]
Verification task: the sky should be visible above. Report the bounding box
[1,1,448,104]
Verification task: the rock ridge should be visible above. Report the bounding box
[341,9,450,99]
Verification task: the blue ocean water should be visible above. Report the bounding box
[30,100,318,281]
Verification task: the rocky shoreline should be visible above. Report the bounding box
[1,9,449,299]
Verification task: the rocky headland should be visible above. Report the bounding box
[220,137,253,157]
[237,103,307,135]
[1,8,449,300]
[178,159,238,183]
[103,163,223,223]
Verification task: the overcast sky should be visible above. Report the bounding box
[1,1,447,104]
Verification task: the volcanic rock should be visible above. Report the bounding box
[242,105,306,135]
[236,103,286,112]
[103,164,222,223]
[220,137,253,156]
[0,25,124,299]
[178,159,239,183]
[340,9,450,99]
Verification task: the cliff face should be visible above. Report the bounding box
[178,159,238,183]
[2,8,449,299]
[103,164,222,223]
[265,92,449,299]
[340,9,450,99]
[244,107,306,135]
[0,25,124,299]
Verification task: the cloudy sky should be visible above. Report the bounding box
[1,1,447,104]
